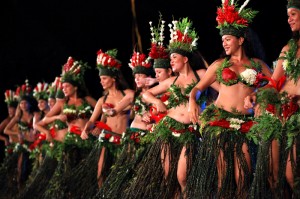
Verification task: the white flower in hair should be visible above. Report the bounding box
[168,18,198,53]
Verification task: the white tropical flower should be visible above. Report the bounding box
[227,117,245,130]
[109,136,115,142]
[282,60,289,71]
[240,68,257,85]
[172,132,181,137]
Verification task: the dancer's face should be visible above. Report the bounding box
[134,73,147,88]
[155,68,171,82]
[170,53,187,73]
[19,100,29,112]
[7,106,16,117]
[62,82,76,97]
[222,35,243,55]
[288,8,300,32]
[38,99,48,111]
[100,75,115,90]
[48,98,56,109]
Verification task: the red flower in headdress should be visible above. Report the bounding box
[129,51,151,68]
[97,49,122,70]
[149,43,169,60]
[63,57,75,72]
[216,0,248,26]
[216,0,258,31]
[176,30,193,43]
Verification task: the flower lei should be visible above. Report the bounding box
[5,143,15,156]
[153,117,199,144]
[121,128,147,145]
[216,57,266,87]
[98,129,121,145]
[200,104,254,138]
[209,117,254,134]
[170,123,198,138]
[280,39,300,83]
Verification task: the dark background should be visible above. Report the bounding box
[0,0,291,159]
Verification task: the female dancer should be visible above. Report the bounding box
[4,80,39,193]
[80,49,134,194]
[35,57,96,198]
[187,1,272,198]
[244,1,300,197]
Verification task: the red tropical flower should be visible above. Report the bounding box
[160,93,170,102]
[149,43,168,59]
[104,133,112,139]
[240,121,254,133]
[70,125,82,136]
[209,119,230,128]
[282,101,299,120]
[222,68,238,82]
[266,104,276,114]
[216,0,248,27]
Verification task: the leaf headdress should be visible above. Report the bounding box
[216,0,258,37]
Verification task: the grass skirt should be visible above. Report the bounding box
[283,110,300,197]
[18,154,58,199]
[249,112,288,198]
[249,91,300,198]
[63,138,102,199]
[124,116,200,199]
[186,104,254,199]
[96,128,149,199]
[41,133,93,198]
[0,150,18,198]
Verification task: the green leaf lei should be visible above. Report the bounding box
[18,121,31,132]
[63,101,93,120]
[166,81,199,109]
[132,95,149,116]
[279,39,300,83]
[216,57,262,87]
